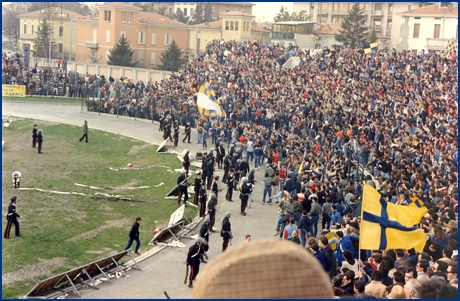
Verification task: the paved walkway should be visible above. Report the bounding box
[2,100,283,299]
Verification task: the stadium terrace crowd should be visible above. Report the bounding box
[5,39,458,298]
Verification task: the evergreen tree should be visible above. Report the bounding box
[106,35,137,67]
[32,18,56,58]
[191,3,204,25]
[171,8,189,24]
[367,28,378,44]
[157,5,167,16]
[335,3,369,48]
[203,3,213,22]
[157,41,186,72]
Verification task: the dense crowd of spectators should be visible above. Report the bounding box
[2,51,68,97]
[5,39,458,298]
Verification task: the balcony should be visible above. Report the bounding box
[373,10,383,16]
[426,38,456,50]
[85,41,98,49]
[271,32,295,40]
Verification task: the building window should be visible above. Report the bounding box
[225,21,229,30]
[433,24,440,39]
[59,26,63,37]
[137,51,143,62]
[23,24,27,34]
[413,23,420,38]
[106,30,111,43]
[122,12,132,23]
[151,33,157,45]
[104,10,111,22]
[230,21,234,30]
[121,31,126,38]
[414,17,421,19]
[139,32,145,44]
[184,8,188,16]
[164,33,171,45]
[235,21,239,31]
[243,22,249,31]
[150,52,156,64]
[32,25,34,34]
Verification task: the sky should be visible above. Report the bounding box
[252,2,293,22]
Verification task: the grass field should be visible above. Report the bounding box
[2,118,196,298]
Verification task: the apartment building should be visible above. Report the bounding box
[74,2,189,68]
[17,7,86,59]
[393,3,458,51]
[292,2,432,48]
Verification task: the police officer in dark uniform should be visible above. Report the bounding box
[207,193,217,231]
[216,141,225,169]
[32,124,38,148]
[183,150,191,177]
[193,172,202,205]
[240,157,250,179]
[211,175,220,205]
[239,177,253,216]
[186,238,203,288]
[223,154,231,183]
[4,196,21,239]
[182,121,191,143]
[221,212,233,252]
[177,170,189,206]
[201,153,208,187]
[234,159,242,189]
[206,153,215,190]
[226,170,235,202]
[159,112,165,132]
[198,182,207,217]
[173,120,180,147]
[199,216,211,263]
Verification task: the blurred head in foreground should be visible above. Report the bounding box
[192,239,333,299]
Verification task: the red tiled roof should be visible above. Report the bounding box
[314,23,342,35]
[398,4,458,16]
[192,19,223,29]
[139,12,187,27]
[98,2,142,10]
[251,26,270,33]
[18,7,86,19]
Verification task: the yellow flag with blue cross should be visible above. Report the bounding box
[360,184,427,252]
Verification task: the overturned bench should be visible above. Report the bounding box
[2,114,12,128]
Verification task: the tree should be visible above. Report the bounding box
[273,6,308,22]
[203,3,213,22]
[2,3,30,43]
[170,8,189,24]
[190,3,204,25]
[106,35,137,67]
[88,49,101,64]
[32,18,56,58]
[157,5,167,16]
[157,41,187,72]
[368,28,377,44]
[335,3,369,48]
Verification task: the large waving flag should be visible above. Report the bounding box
[407,197,425,208]
[197,82,226,122]
[360,184,427,252]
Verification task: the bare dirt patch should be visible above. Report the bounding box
[66,218,130,243]
[2,258,66,285]
[127,144,150,155]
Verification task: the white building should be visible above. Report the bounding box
[393,3,458,51]
[292,2,432,48]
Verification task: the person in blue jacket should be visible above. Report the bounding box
[329,230,359,267]
[311,243,327,271]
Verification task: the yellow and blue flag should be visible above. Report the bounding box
[446,40,457,52]
[364,42,379,54]
[360,184,427,252]
[407,197,424,208]
[197,81,226,122]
